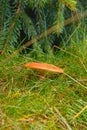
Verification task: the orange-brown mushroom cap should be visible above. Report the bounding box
[24,62,64,73]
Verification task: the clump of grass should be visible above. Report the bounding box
[0,24,87,129]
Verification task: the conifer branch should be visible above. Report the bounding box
[0,0,4,31]
[19,10,87,52]
[0,0,22,55]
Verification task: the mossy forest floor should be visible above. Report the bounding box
[0,39,87,130]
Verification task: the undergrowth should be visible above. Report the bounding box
[0,26,87,130]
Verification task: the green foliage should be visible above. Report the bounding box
[56,1,65,33]
[0,0,78,54]
[62,0,77,10]
[21,11,37,39]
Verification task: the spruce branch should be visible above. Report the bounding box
[1,10,87,59]
[18,10,87,52]
[0,0,22,55]
[0,0,4,31]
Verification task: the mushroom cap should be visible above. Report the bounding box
[24,62,64,73]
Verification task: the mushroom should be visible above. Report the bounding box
[24,62,64,73]
[24,62,64,79]
[24,62,86,88]
[24,62,63,79]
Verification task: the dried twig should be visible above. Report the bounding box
[73,105,87,119]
